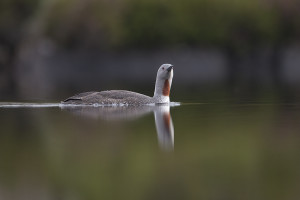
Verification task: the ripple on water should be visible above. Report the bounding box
[0,101,181,108]
[0,103,60,108]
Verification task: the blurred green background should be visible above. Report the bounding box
[1,1,300,199]
[0,0,300,101]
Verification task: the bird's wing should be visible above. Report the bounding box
[100,90,152,101]
[62,92,97,102]
[62,90,152,104]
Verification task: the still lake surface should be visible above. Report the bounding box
[0,100,300,199]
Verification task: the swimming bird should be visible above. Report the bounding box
[62,64,174,105]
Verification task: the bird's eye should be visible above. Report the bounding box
[162,67,164,70]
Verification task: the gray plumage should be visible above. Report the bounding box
[61,64,174,105]
[62,90,153,105]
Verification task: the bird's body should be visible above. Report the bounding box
[62,90,153,105]
[61,64,174,105]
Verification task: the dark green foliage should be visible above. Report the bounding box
[0,0,299,49]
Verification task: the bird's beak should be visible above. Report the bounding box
[167,66,173,72]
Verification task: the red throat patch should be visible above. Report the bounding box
[163,113,171,132]
[163,80,170,96]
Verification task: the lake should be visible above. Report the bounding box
[0,100,300,200]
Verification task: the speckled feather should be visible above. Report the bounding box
[62,64,173,105]
[62,90,153,105]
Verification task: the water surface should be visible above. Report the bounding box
[0,101,300,199]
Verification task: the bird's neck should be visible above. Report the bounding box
[153,78,172,103]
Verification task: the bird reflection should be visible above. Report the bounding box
[153,106,174,151]
[60,104,175,151]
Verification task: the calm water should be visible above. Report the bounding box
[1,101,300,200]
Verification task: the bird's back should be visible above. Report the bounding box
[62,90,153,105]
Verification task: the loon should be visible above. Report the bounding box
[62,64,174,105]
